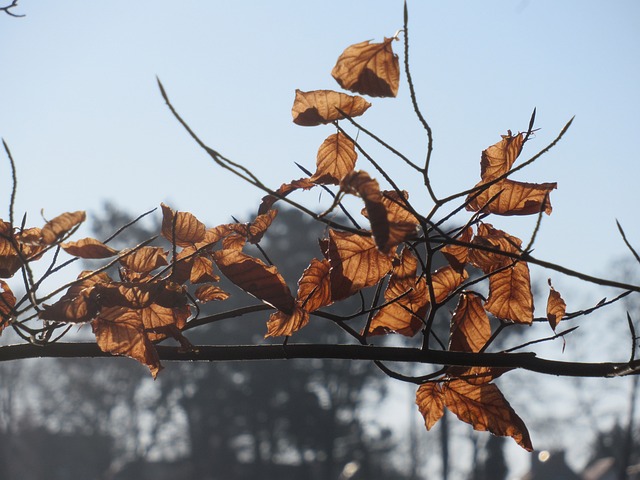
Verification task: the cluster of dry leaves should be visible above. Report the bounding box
[0,32,572,451]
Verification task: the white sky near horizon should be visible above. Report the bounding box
[1,1,640,478]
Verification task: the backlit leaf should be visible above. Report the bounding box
[485,262,533,324]
[309,133,358,185]
[442,226,473,272]
[247,209,278,244]
[368,248,426,337]
[430,266,468,304]
[61,237,119,259]
[447,366,512,386]
[214,249,295,314]
[332,37,400,98]
[449,292,491,353]
[341,171,390,252]
[92,306,162,378]
[466,179,556,216]
[469,223,522,273]
[195,284,230,303]
[39,271,111,323]
[416,382,445,430]
[258,178,316,215]
[265,305,310,337]
[119,246,168,274]
[161,203,206,247]
[0,280,16,331]
[141,303,190,342]
[443,379,533,451]
[292,89,371,126]
[327,230,393,301]
[480,132,525,181]
[297,258,332,312]
[190,255,218,284]
[41,211,86,245]
[546,279,566,331]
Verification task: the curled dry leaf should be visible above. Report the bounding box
[214,248,295,314]
[119,246,168,274]
[368,248,427,337]
[92,306,162,378]
[442,226,473,272]
[546,279,566,331]
[265,305,310,338]
[480,132,525,182]
[0,280,16,331]
[258,178,316,215]
[161,203,206,247]
[190,255,218,284]
[195,284,230,303]
[341,171,390,253]
[40,211,86,245]
[247,209,278,244]
[443,379,533,451]
[309,133,358,185]
[332,37,400,98]
[327,230,393,302]
[416,382,445,430]
[469,223,523,273]
[61,237,119,259]
[449,292,491,353]
[141,303,190,342]
[296,258,332,312]
[39,271,111,323]
[292,90,371,127]
[446,366,513,386]
[466,179,556,216]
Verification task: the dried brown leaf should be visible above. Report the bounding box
[195,284,230,303]
[161,203,206,247]
[258,178,316,215]
[296,258,332,312]
[546,279,566,331]
[443,379,533,451]
[309,133,358,185]
[416,383,445,430]
[265,305,310,338]
[61,237,119,259]
[449,292,491,353]
[442,226,473,272]
[292,89,371,127]
[119,246,168,274]
[485,262,533,324]
[466,179,556,216]
[41,211,86,245]
[332,37,400,98]
[480,132,525,181]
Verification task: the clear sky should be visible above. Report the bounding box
[1,1,640,475]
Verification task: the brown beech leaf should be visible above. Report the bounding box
[161,203,206,247]
[297,258,332,312]
[40,271,111,323]
[430,266,468,304]
[195,284,230,303]
[265,305,310,337]
[142,303,191,342]
[327,230,393,301]
[0,223,21,278]
[119,246,168,274]
[442,226,473,272]
[92,306,162,378]
[0,280,16,330]
[546,279,566,331]
[443,379,533,451]
[449,292,491,353]
[247,209,278,244]
[446,366,513,386]
[416,383,445,430]
[214,249,295,314]
[341,171,390,253]
[190,255,218,284]
[466,179,556,216]
[332,37,400,98]
[292,89,371,126]
[41,211,86,245]
[61,237,119,259]
[368,248,426,337]
[485,262,533,324]
[309,133,358,185]
[480,132,525,181]
[469,223,522,273]
[362,189,420,250]
[258,178,316,215]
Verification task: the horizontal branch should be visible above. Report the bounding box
[1,342,637,379]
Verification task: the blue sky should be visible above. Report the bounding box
[1,1,639,476]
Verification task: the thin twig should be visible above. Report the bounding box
[617,220,640,265]
[3,140,17,225]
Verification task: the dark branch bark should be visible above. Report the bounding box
[1,342,638,379]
